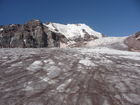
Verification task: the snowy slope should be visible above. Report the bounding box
[44,22,103,40]
[84,36,128,50]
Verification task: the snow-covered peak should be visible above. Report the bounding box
[44,22,103,40]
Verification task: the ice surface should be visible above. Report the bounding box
[85,36,128,49]
[0,48,140,105]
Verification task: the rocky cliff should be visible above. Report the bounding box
[124,31,140,51]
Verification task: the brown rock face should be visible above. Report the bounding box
[0,20,67,48]
[124,31,140,51]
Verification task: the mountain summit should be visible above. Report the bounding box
[0,19,103,48]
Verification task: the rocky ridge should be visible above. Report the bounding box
[124,31,140,51]
[0,19,103,48]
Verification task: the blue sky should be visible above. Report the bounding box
[0,0,140,36]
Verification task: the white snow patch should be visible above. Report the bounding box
[78,47,140,59]
[60,42,68,48]
[43,59,55,64]
[103,100,110,105]
[79,58,96,66]
[0,28,4,31]
[23,39,26,43]
[11,62,22,67]
[23,81,34,91]
[32,61,42,65]
[119,56,140,60]
[47,66,61,79]
[40,77,50,82]
[114,95,121,100]
[34,19,40,22]
[98,57,113,64]
[27,61,43,71]
[57,79,72,92]
[39,77,56,84]
[115,82,127,92]
[10,24,15,27]
[24,86,34,91]
[85,37,127,48]
[123,93,140,104]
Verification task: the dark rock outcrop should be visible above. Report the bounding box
[124,31,140,51]
[0,20,67,48]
